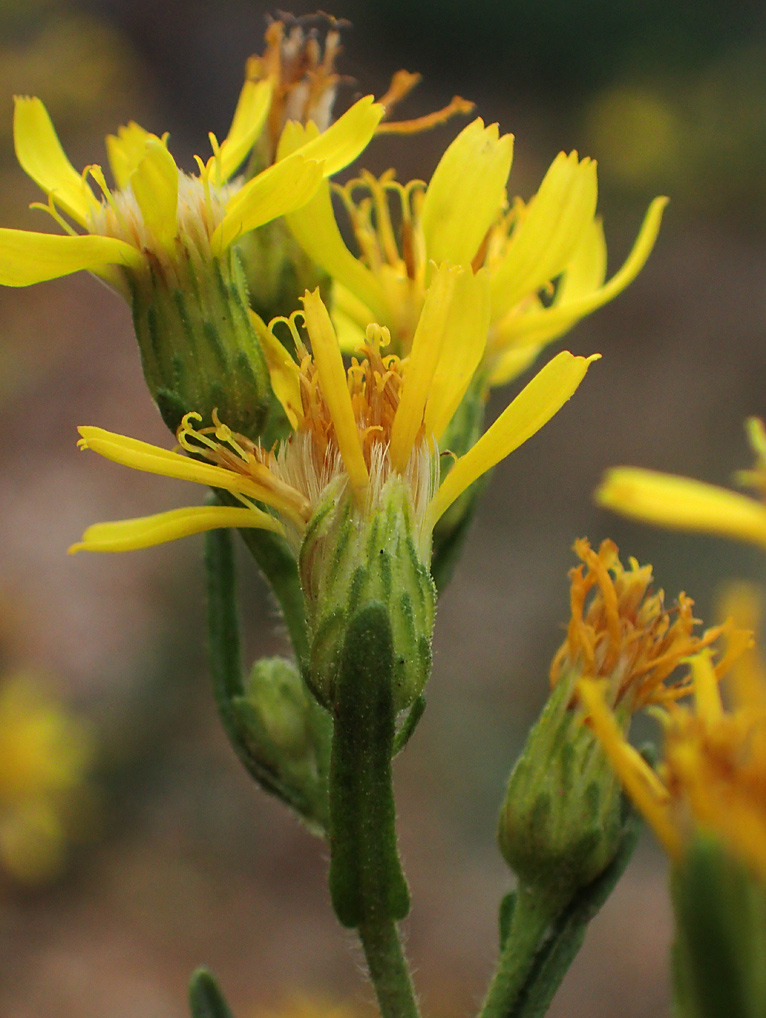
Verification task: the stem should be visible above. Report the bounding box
[358,919,420,1018]
[478,886,559,1018]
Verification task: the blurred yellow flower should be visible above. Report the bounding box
[69,267,598,554]
[286,117,666,387]
[597,417,766,551]
[0,674,94,884]
[580,638,766,879]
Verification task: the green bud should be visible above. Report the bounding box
[299,473,436,715]
[672,836,766,1018]
[231,656,331,833]
[235,220,332,325]
[128,242,272,439]
[498,668,623,904]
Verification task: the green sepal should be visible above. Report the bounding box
[672,836,766,1018]
[204,525,327,832]
[393,695,427,756]
[189,968,235,1018]
[130,246,272,440]
[328,603,410,928]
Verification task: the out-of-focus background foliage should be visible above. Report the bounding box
[2,1,766,1015]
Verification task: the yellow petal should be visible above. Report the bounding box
[689,652,723,724]
[495,197,667,339]
[13,96,95,227]
[389,264,462,471]
[486,218,608,387]
[218,78,273,181]
[596,466,766,551]
[77,426,291,516]
[286,179,390,324]
[490,152,599,318]
[332,286,372,351]
[248,309,302,428]
[301,289,369,496]
[287,95,384,177]
[105,121,152,189]
[129,138,179,250]
[420,118,514,266]
[430,350,599,523]
[424,267,491,443]
[213,153,324,253]
[0,228,142,286]
[69,505,282,554]
[577,678,683,860]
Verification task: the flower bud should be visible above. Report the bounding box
[231,656,331,832]
[299,473,436,715]
[498,666,623,901]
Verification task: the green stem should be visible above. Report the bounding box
[358,919,420,1018]
[478,887,560,1018]
[212,490,309,664]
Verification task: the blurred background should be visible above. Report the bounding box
[2,1,766,1015]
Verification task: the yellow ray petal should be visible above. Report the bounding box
[301,289,369,496]
[213,153,324,253]
[577,678,683,859]
[218,78,274,182]
[332,286,373,351]
[596,466,766,551]
[490,152,599,318]
[286,179,390,325]
[424,267,491,443]
[389,264,462,472]
[420,118,514,266]
[77,426,295,518]
[495,197,667,339]
[430,350,599,523]
[248,309,302,428]
[13,96,95,227]
[129,138,179,250]
[105,121,152,190]
[69,504,282,554]
[689,652,723,725]
[288,95,384,177]
[0,228,142,286]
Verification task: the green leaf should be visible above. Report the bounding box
[189,968,235,1018]
[328,603,410,928]
[499,890,517,949]
[393,695,427,755]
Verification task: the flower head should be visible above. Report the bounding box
[69,266,598,556]
[0,84,382,291]
[286,118,666,386]
[551,538,728,714]
[597,417,766,552]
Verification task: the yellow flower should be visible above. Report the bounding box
[580,640,766,879]
[286,117,666,386]
[597,417,766,551]
[551,537,729,714]
[69,264,599,555]
[0,674,94,884]
[0,84,382,292]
